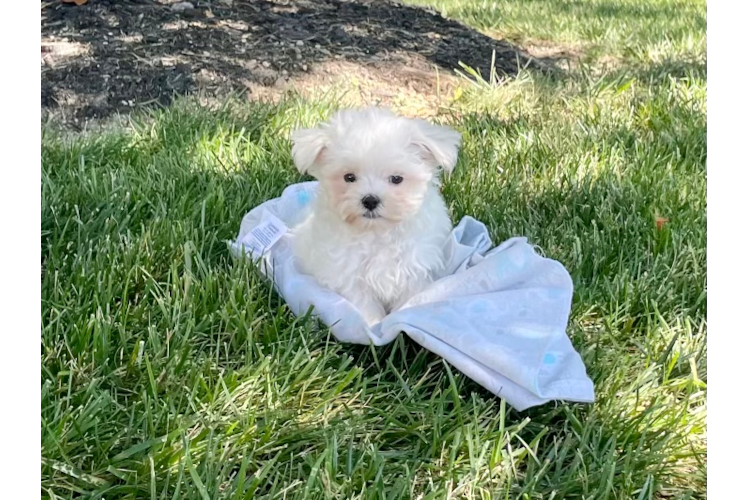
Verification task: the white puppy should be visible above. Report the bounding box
[289,107,461,326]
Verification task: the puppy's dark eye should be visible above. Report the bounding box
[344,173,356,183]
[390,175,404,185]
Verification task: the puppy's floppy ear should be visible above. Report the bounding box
[291,128,329,176]
[411,120,462,174]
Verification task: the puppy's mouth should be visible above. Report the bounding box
[362,212,381,220]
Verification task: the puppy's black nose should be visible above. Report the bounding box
[361,195,380,211]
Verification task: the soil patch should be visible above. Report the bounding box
[42,0,548,126]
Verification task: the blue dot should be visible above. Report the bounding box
[471,300,488,314]
[543,353,557,365]
[297,190,311,206]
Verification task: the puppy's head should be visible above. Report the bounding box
[291,107,461,226]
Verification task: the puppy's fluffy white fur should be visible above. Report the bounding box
[290,107,461,325]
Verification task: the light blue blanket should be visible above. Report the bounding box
[230,182,594,411]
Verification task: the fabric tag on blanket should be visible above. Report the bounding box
[240,213,287,256]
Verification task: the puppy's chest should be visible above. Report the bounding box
[343,233,435,286]
[354,238,414,271]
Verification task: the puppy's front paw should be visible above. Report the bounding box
[353,296,387,327]
[361,305,387,327]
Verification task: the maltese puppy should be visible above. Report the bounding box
[289,107,461,326]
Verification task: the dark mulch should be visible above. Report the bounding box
[41,0,545,127]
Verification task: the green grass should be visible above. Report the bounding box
[405,0,705,67]
[41,0,706,498]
